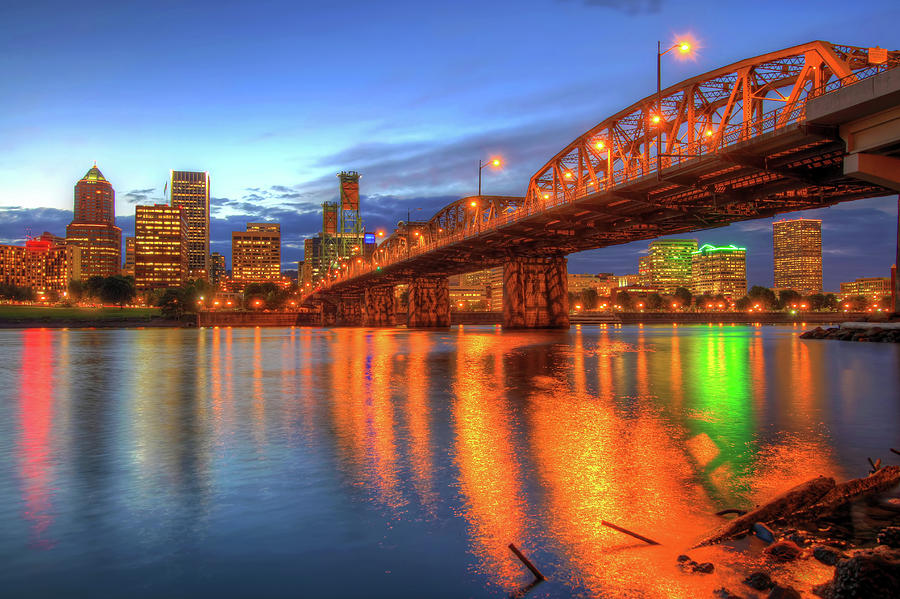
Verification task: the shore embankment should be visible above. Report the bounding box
[0,306,185,329]
[801,322,900,343]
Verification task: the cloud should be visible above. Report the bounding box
[122,188,158,204]
[563,0,664,14]
[0,206,71,245]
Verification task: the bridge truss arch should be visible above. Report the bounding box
[525,41,899,210]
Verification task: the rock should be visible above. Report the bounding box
[813,545,846,566]
[754,522,777,544]
[743,571,775,591]
[816,546,900,599]
[768,585,801,599]
[696,476,835,546]
[695,562,715,574]
[765,540,802,562]
[876,526,900,548]
[715,588,744,599]
[787,531,810,547]
[676,554,691,562]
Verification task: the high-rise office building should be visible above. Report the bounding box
[642,239,698,294]
[839,277,891,300]
[134,204,188,291]
[232,223,281,286]
[123,236,135,277]
[170,170,210,280]
[65,164,121,278]
[210,252,227,287]
[773,218,822,294]
[691,244,747,298]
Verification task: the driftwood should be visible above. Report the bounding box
[695,476,835,547]
[600,520,660,545]
[793,466,900,521]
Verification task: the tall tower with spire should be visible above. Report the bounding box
[65,164,122,279]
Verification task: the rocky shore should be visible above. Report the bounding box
[800,322,900,343]
[681,465,900,598]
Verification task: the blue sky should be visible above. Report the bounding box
[1,0,898,290]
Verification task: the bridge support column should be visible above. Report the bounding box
[336,295,364,326]
[364,286,395,327]
[502,256,569,329]
[319,301,337,327]
[408,276,450,328]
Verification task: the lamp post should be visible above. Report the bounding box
[477,157,502,197]
[406,207,422,259]
[656,40,692,178]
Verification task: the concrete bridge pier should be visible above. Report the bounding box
[319,301,337,326]
[407,276,450,328]
[364,286,395,327]
[336,295,364,326]
[502,256,569,329]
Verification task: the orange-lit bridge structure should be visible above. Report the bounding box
[306,41,900,328]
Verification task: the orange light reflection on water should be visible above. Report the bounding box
[17,329,56,549]
[452,333,528,590]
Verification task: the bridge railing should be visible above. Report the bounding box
[315,61,896,293]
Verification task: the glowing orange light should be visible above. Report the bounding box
[491,158,501,167]
[564,172,572,178]
[470,200,477,207]
[542,193,550,199]
[679,42,691,53]
[595,141,605,150]
[705,129,713,136]
[651,115,661,124]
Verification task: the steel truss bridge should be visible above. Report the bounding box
[306,41,900,327]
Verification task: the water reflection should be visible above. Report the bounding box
[17,329,56,548]
[1,325,897,598]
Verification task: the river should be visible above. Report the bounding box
[0,324,897,598]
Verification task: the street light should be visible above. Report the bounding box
[657,39,694,177]
[478,157,502,197]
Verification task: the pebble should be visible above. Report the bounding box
[813,544,846,566]
[765,540,802,562]
[743,571,775,591]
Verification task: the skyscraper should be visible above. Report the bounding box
[773,218,822,294]
[170,170,210,280]
[691,244,747,298]
[210,252,227,287]
[123,236,135,277]
[642,239,698,294]
[134,204,188,291]
[65,164,121,278]
[232,223,281,287]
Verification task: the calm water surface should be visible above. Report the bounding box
[1,324,898,598]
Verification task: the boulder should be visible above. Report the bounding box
[743,571,775,591]
[765,540,802,562]
[813,545,847,566]
[815,547,900,599]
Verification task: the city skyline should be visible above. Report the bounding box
[1,1,898,288]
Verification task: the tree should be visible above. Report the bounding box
[735,296,752,311]
[645,293,663,310]
[99,276,136,307]
[673,287,692,307]
[157,288,188,318]
[695,293,714,310]
[777,289,802,310]
[580,288,599,310]
[67,279,86,302]
[0,283,34,301]
[85,276,105,299]
[615,291,632,310]
[748,286,777,310]
[822,293,838,311]
[807,293,827,311]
